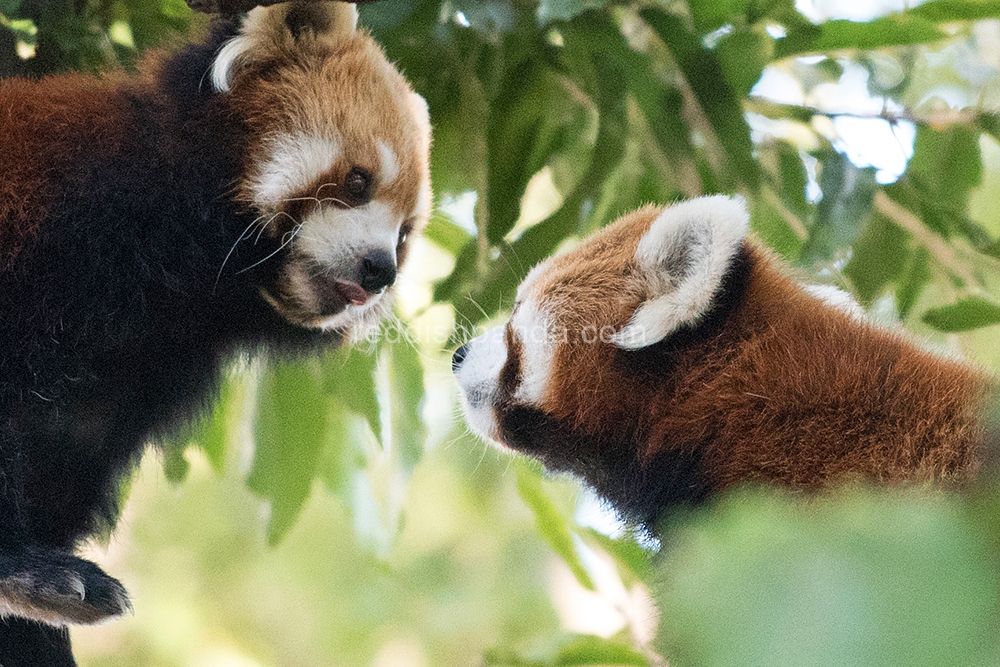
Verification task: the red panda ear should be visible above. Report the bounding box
[612,195,748,349]
[211,2,359,92]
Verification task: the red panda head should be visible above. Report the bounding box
[453,196,990,524]
[211,2,431,336]
[453,196,748,446]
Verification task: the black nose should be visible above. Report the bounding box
[358,250,397,293]
[452,344,469,373]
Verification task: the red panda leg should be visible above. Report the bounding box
[0,619,77,666]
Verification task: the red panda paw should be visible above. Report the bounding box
[0,547,132,626]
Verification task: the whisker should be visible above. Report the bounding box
[464,294,491,322]
[215,213,274,290]
[235,221,303,275]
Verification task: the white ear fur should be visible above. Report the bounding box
[211,3,359,93]
[612,195,749,350]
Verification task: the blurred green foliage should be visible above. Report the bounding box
[656,487,1000,667]
[7,0,1000,664]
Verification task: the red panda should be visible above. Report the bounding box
[453,196,994,532]
[0,2,430,663]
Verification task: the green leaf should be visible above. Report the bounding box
[0,0,22,17]
[537,0,613,25]
[516,462,595,591]
[641,7,760,191]
[193,392,227,474]
[552,635,649,666]
[315,402,363,498]
[843,211,911,305]
[910,0,1000,22]
[582,528,654,581]
[159,370,249,481]
[749,197,804,261]
[450,17,632,328]
[450,1,517,35]
[248,360,330,544]
[433,238,478,306]
[688,0,751,34]
[357,0,417,32]
[799,151,876,264]
[655,488,997,667]
[715,27,771,99]
[387,331,426,472]
[907,125,982,225]
[487,58,557,244]
[896,247,932,319]
[162,442,190,483]
[423,213,473,256]
[775,145,809,217]
[323,345,380,443]
[776,15,946,59]
[922,296,1000,332]
[485,633,649,667]
[415,28,490,199]
[482,647,546,667]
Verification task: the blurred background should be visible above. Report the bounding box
[5,0,1000,664]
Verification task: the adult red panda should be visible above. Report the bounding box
[0,2,431,663]
[453,196,994,532]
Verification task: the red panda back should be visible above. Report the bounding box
[656,243,991,490]
[0,75,130,269]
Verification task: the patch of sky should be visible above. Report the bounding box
[438,191,479,236]
[750,59,916,184]
[795,0,931,23]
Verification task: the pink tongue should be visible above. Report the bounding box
[334,279,368,306]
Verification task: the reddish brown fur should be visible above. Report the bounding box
[516,208,992,492]
[0,76,130,269]
[667,245,990,488]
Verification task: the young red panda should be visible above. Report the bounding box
[0,3,430,663]
[453,196,994,533]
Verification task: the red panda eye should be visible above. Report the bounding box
[397,220,414,247]
[344,167,373,205]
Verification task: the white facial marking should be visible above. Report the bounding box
[803,284,865,320]
[455,326,507,442]
[253,133,342,208]
[511,298,554,405]
[377,140,400,185]
[614,195,748,349]
[298,200,399,266]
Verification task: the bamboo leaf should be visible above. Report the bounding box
[776,15,945,59]
[910,0,1000,22]
[922,296,1000,332]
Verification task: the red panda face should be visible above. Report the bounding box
[211,3,431,336]
[454,197,748,453]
